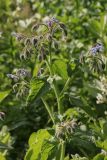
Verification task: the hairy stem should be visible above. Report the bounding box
[49,42,52,64]
[60,141,65,160]
[47,40,63,115]
[41,97,55,124]
[60,77,71,97]
[45,59,63,115]
[53,83,63,114]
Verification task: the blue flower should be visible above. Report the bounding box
[90,43,103,55]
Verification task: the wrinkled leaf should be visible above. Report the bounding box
[0,153,6,160]
[0,90,11,103]
[53,59,68,81]
[27,77,49,104]
[24,129,51,160]
[93,153,105,160]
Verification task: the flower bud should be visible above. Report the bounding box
[47,34,52,41]
[48,20,53,28]
[38,53,46,62]
[59,23,66,29]
[59,23,67,36]
[37,68,44,77]
[7,74,19,82]
[32,37,38,47]
[24,38,31,45]
[31,24,39,31]
[16,69,30,78]
[51,17,59,23]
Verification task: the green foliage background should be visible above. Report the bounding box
[0,0,107,160]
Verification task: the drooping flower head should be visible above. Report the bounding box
[90,42,103,55]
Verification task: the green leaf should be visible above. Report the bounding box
[9,121,30,130]
[0,126,13,150]
[104,156,107,160]
[103,140,107,151]
[70,136,96,154]
[53,59,68,81]
[0,90,11,103]
[89,20,101,37]
[40,140,56,160]
[47,128,55,136]
[27,77,49,104]
[0,153,6,160]
[96,140,103,149]
[93,153,105,160]
[28,132,37,148]
[101,14,107,33]
[47,142,61,160]
[103,122,107,138]
[24,129,51,160]
[64,156,69,160]
[64,108,79,118]
[96,139,107,151]
[28,129,51,147]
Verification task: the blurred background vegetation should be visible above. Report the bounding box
[0,0,107,160]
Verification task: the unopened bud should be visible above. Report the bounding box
[59,23,67,36]
[24,38,31,45]
[32,38,38,47]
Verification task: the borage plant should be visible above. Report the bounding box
[7,16,106,160]
[8,17,70,160]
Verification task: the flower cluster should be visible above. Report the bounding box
[12,17,67,60]
[7,68,30,81]
[8,17,67,98]
[55,119,77,139]
[7,69,30,98]
[90,42,103,55]
[16,68,31,78]
[85,42,105,72]
[46,17,59,28]
[71,154,88,160]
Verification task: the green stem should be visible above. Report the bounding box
[60,141,65,160]
[46,40,63,115]
[45,59,63,115]
[60,77,71,97]
[41,97,55,124]
[53,83,62,114]
[49,42,52,64]
[45,59,53,76]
